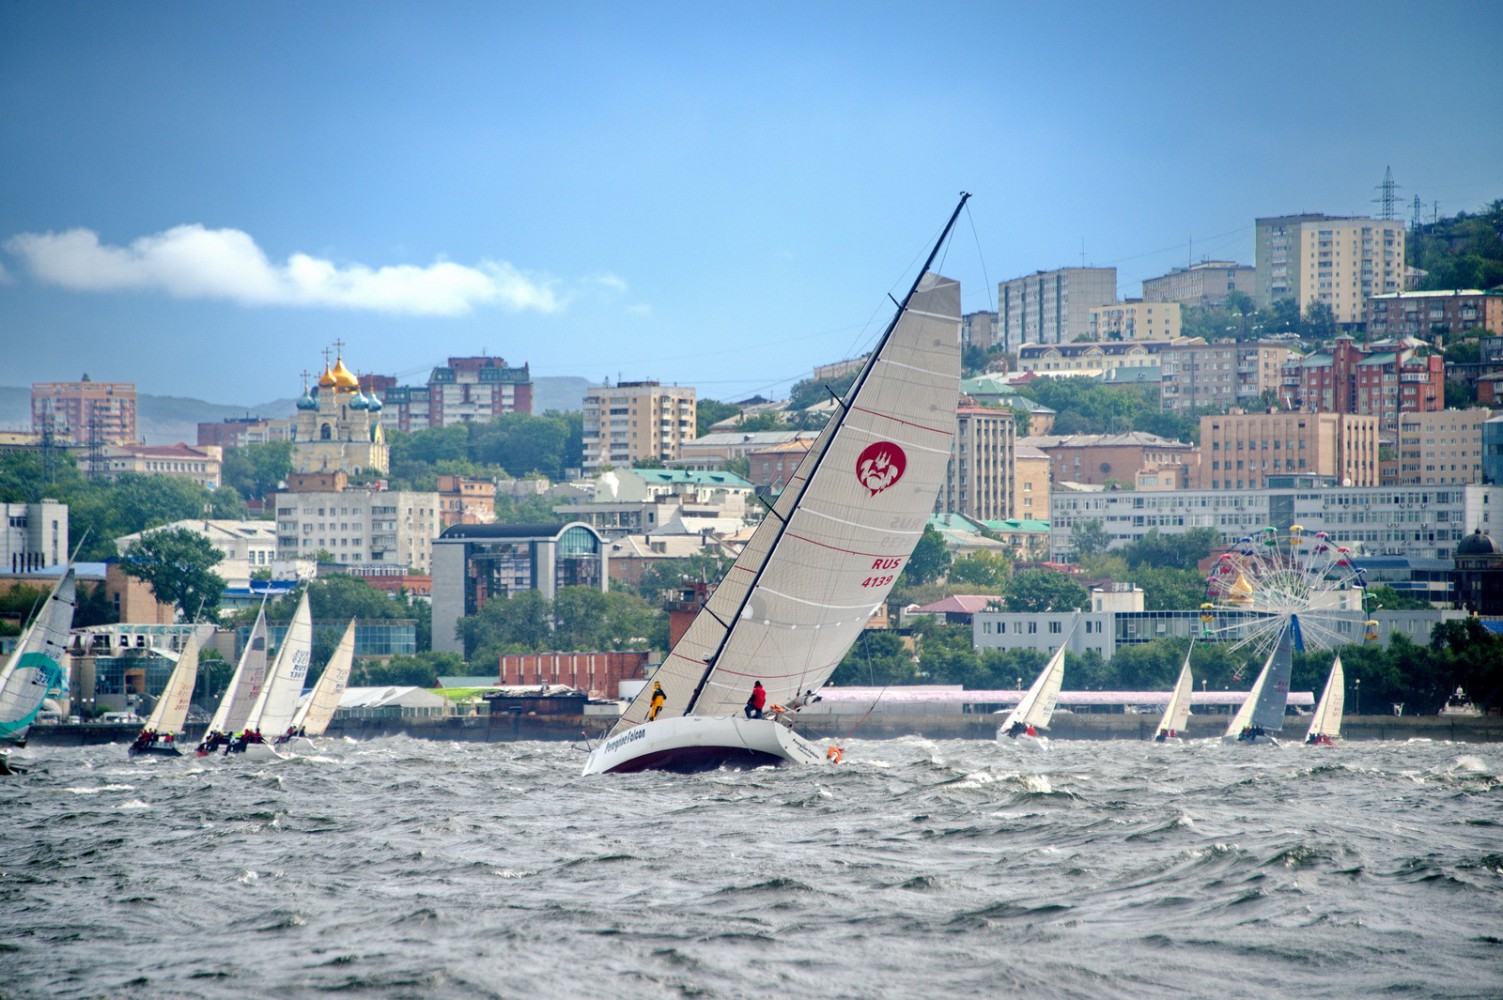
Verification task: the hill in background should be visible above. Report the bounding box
[0,376,592,445]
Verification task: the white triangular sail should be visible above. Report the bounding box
[607,271,961,737]
[1156,648,1195,737]
[141,634,200,736]
[1000,616,1077,733]
[292,619,355,736]
[207,602,269,734]
[1225,617,1298,736]
[0,567,76,743]
[1305,654,1345,742]
[242,592,313,736]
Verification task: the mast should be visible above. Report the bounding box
[681,194,970,713]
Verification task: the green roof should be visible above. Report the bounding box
[635,469,752,488]
[980,518,1051,533]
[928,512,987,534]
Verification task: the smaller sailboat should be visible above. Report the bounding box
[1304,654,1344,746]
[128,634,201,758]
[996,615,1078,748]
[1222,617,1299,745]
[0,564,78,769]
[224,592,313,759]
[196,600,270,756]
[1153,644,1195,743]
[276,618,355,751]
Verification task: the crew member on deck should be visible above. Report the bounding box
[647,682,666,722]
[745,681,767,720]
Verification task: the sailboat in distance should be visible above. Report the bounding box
[1153,643,1195,743]
[582,194,968,775]
[0,563,77,760]
[1305,654,1344,746]
[128,633,201,758]
[997,614,1078,748]
[278,618,355,750]
[1223,617,1299,745]
[196,599,269,756]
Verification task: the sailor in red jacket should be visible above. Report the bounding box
[745,681,767,719]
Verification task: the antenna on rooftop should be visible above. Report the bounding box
[1373,166,1399,221]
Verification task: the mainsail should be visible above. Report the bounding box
[607,240,962,739]
[1000,616,1077,733]
[140,634,201,736]
[1225,616,1298,736]
[1305,654,1345,742]
[242,592,313,736]
[291,619,355,737]
[0,567,76,743]
[207,602,269,734]
[1156,647,1195,737]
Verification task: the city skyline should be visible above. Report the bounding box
[2,1,1499,405]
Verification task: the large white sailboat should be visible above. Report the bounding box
[996,615,1078,748]
[1153,645,1196,743]
[195,601,270,756]
[128,634,201,758]
[1304,654,1344,746]
[582,195,969,775]
[1223,617,1299,745]
[0,565,77,773]
[226,591,313,758]
[277,618,355,750]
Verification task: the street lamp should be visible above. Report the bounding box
[1354,677,1361,716]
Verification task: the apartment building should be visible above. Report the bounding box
[115,519,278,589]
[997,267,1117,353]
[273,488,440,573]
[1254,214,1405,324]
[1159,341,1294,413]
[1026,432,1195,490]
[1141,260,1255,309]
[961,311,999,351]
[196,416,291,449]
[1283,336,1444,438]
[1196,411,1379,491]
[937,405,1015,521]
[581,381,696,475]
[1016,339,1171,377]
[1087,300,1181,342]
[1049,482,1503,565]
[428,356,533,425]
[1395,408,1489,486]
[1012,445,1050,521]
[31,377,137,446]
[1367,289,1503,339]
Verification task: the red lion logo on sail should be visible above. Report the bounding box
[856,442,906,496]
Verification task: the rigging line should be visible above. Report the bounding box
[680,194,970,715]
[964,199,996,313]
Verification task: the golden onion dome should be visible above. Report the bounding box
[330,357,359,390]
[317,364,337,388]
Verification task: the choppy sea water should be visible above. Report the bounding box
[1,737,1500,1000]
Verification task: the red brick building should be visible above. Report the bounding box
[498,651,649,698]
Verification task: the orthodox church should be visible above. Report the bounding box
[290,349,390,476]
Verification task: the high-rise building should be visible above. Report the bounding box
[1159,341,1295,414]
[961,311,998,352]
[996,267,1117,353]
[1394,408,1490,486]
[273,487,439,572]
[1254,214,1405,324]
[1196,411,1379,491]
[428,356,533,425]
[1367,289,1503,339]
[1282,335,1444,438]
[581,381,696,475]
[937,405,1015,521]
[1142,261,1255,309]
[31,377,137,446]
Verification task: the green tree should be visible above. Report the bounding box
[830,629,917,685]
[636,551,734,602]
[1132,566,1207,611]
[220,441,294,501]
[454,590,552,662]
[353,651,464,687]
[120,528,227,621]
[1302,301,1338,341]
[899,526,951,586]
[788,370,859,411]
[1071,519,1110,559]
[1002,568,1088,613]
[946,550,1011,590]
[696,399,741,436]
[1121,527,1221,571]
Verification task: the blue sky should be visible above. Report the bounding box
[2,1,1499,409]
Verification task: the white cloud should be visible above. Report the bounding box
[4,224,562,316]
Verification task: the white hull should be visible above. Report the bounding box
[581,715,834,776]
[1221,733,1281,746]
[996,729,1049,750]
[224,741,290,760]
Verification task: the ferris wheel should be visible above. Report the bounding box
[1200,525,1374,674]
